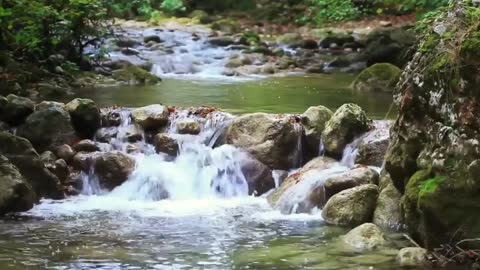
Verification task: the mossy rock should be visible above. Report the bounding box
[211,19,240,34]
[276,33,302,45]
[112,66,161,85]
[189,10,211,24]
[352,63,402,92]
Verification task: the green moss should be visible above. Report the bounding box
[352,63,401,92]
[112,66,160,85]
[419,175,445,197]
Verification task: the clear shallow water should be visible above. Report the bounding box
[0,197,416,270]
[71,74,395,118]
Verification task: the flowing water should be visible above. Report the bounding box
[0,25,410,269]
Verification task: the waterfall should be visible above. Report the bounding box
[84,109,254,201]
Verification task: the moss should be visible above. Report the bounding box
[352,63,401,92]
[418,175,445,197]
[112,66,160,85]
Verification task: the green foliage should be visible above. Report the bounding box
[310,0,360,23]
[161,0,185,12]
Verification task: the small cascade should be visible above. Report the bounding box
[340,141,360,168]
[85,108,254,201]
[292,122,304,168]
[318,136,325,156]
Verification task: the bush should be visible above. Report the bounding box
[310,0,360,22]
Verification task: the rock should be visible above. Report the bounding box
[154,133,179,156]
[268,156,338,213]
[225,113,302,170]
[123,125,143,142]
[121,47,140,56]
[101,109,122,126]
[73,139,100,152]
[225,58,244,68]
[143,35,162,44]
[361,26,416,67]
[0,95,34,126]
[0,131,64,199]
[131,105,169,130]
[240,154,275,196]
[396,247,428,267]
[95,127,118,143]
[322,184,379,226]
[112,66,161,85]
[211,19,240,34]
[343,223,386,250]
[40,151,56,165]
[301,39,319,50]
[189,10,210,23]
[0,155,37,215]
[54,144,76,163]
[35,101,65,111]
[94,151,136,190]
[301,106,333,156]
[17,103,77,153]
[276,33,302,45]
[324,167,379,201]
[373,179,402,228]
[352,63,402,92]
[209,37,235,47]
[53,159,69,183]
[65,98,101,139]
[355,121,391,167]
[319,33,355,49]
[0,121,9,131]
[176,119,201,135]
[383,2,480,248]
[72,151,100,172]
[116,38,140,48]
[322,104,371,158]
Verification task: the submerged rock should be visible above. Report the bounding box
[300,106,333,156]
[17,103,77,153]
[0,155,37,215]
[225,113,302,170]
[396,247,429,267]
[322,184,379,226]
[322,104,371,158]
[65,98,101,139]
[0,132,64,199]
[94,151,136,190]
[343,223,386,250]
[131,105,169,131]
[352,63,401,92]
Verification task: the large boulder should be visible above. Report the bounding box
[324,167,379,201]
[0,95,34,126]
[352,63,401,92]
[322,104,371,158]
[342,223,386,250]
[384,1,480,248]
[225,113,302,170]
[0,132,64,199]
[268,156,338,214]
[17,104,77,153]
[94,151,136,190]
[300,106,333,156]
[112,66,160,85]
[65,98,101,139]
[131,105,169,131]
[0,155,37,215]
[322,184,379,226]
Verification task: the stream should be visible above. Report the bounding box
[0,24,412,270]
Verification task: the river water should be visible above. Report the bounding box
[0,24,409,269]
